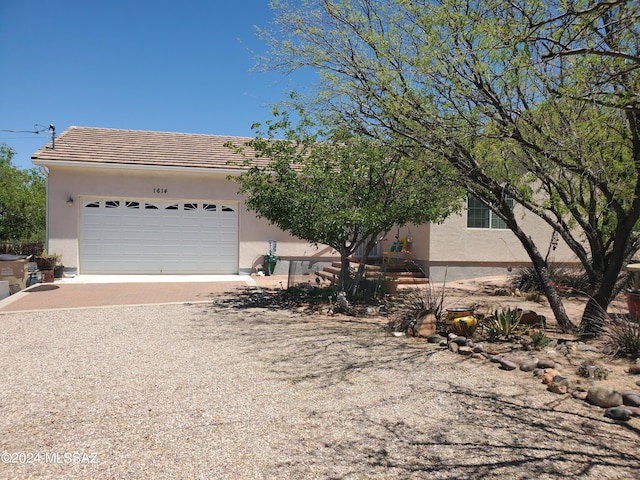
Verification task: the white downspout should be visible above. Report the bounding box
[38,165,50,254]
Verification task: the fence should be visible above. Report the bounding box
[0,242,44,257]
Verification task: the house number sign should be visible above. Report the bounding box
[153,188,168,194]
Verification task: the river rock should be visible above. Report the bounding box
[604,407,631,422]
[537,359,556,369]
[472,344,484,354]
[448,342,459,353]
[548,381,569,394]
[452,336,468,346]
[572,390,589,401]
[625,406,640,417]
[415,311,438,337]
[427,335,441,344]
[489,354,502,363]
[628,364,640,374]
[519,358,539,372]
[622,391,640,407]
[458,346,473,355]
[532,368,545,378]
[587,385,623,408]
[577,342,598,352]
[499,359,517,370]
[541,369,562,384]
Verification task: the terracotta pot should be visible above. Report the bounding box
[626,291,640,321]
[35,256,57,270]
[384,280,399,294]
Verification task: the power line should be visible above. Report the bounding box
[0,124,56,148]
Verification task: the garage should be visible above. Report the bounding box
[80,197,239,274]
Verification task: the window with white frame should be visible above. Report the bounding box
[466,196,513,229]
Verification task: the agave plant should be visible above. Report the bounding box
[482,306,523,341]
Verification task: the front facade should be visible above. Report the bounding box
[31,126,575,278]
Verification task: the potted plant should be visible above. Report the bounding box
[383,276,399,294]
[35,252,60,271]
[626,267,640,321]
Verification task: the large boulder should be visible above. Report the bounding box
[587,385,623,408]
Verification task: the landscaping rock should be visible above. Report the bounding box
[532,368,545,378]
[548,381,569,395]
[537,359,556,369]
[604,407,631,422]
[415,311,437,337]
[541,369,561,384]
[472,344,484,354]
[439,340,447,347]
[458,346,473,355]
[628,364,640,375]
[489,354,502,363]
[471,353,484,360]
[452,336,468,346]
[572,391,589,401]
[625,406,640,417]
[426,335,441,344]
[622,391,640,407]
[587,385,623,408]
[519,358,539,372]
[448,342,459,353]
[577,342,598,352]
[499,359,517,371]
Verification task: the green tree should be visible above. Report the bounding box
[0,144,46,243]
[228,110,463,292]
[259,0,640,335]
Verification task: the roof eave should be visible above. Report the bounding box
[30,158,245,176]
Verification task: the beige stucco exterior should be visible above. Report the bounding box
[44,162,577,277]
[44,163,338,274]
[33,127,579,280]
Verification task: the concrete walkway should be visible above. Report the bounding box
[0,275,288,313]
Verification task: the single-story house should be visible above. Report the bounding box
[31,126,575,280]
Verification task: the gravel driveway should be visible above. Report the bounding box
[0,295,638,479]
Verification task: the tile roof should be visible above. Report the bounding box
[31,126,267,171]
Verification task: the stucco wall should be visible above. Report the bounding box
[45,165,336,273]
[428,204,577,266]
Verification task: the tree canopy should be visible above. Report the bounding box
[259,0,640,335]
[0,144,46,243]
[228,110,464,291]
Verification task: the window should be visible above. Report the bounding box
[467,196,513,229]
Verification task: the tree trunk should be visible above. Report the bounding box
[506,216,578,333]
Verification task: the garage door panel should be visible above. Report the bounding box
[80,198,238,274]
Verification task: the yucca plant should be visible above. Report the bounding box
[482,306,523,341]
[604,317,640,358]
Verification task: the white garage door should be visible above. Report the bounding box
[80,198,238,274]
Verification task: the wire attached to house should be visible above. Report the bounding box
[0,124,56,148]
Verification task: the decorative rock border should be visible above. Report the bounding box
[421,332,640,422]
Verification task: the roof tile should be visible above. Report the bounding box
[31,126,266,171]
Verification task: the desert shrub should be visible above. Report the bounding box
[511,264,589,293]
[482,306,522,341]
[577,361,610,380]
[530,330,551,348]
[604,317,640,358]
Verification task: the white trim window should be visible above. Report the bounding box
[467,196,513,229]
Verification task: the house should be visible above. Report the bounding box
[31,126,574,280]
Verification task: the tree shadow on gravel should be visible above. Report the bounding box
[192,288,640,479]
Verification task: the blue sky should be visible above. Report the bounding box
[0,0,313,170]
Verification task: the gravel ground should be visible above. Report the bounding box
[0,294,638,479]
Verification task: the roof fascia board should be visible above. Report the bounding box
[30,159,243,176]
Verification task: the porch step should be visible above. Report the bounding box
[316,260,428,285]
